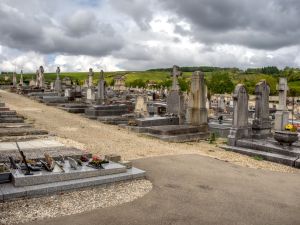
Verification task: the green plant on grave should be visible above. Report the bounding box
[252,156,263,161]
[209,133,216,144]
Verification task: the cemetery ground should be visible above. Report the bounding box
[1,89,300,225]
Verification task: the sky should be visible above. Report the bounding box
[1,0,300,73]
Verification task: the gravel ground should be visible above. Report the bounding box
[0,90,297,173]
[0,179,152,225]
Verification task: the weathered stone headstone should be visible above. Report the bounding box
[167,65,185,124]
[134,95,149,117]
[96,70,106,104]
[38,66,45,88]
[54,66,62,94]
[274,78,289,131]
[88,68,94,87]
[228,84,249,146]
[252,80,271,138]
[12,72,17,87]
[64,88,72,98]
[186,71,208,127]
[19,70,24,86]
[86,68,95,102]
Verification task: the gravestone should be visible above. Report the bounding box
[274,78,289,131]
[54,67,62,94]
[134,95,149,117]
[166,65,185,124]
[64,89,72,98]
[12,72,17,87]
[38,66,45,88]
[86,68,95,102]
[228,84,249,146]
[96,70,106,105]
[19,70,24,86]
[252,80,271,138]
[186,71,208,127]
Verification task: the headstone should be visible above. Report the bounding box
[19,70,24,86]
[87,68,95,102]
[166,65,185,123]
[96,70,106,104]
[88,68,94,87]
[274,78,289,131]
[228,84,249,146]
[252,80,271,138]
[12,72,17,87]
[64,88,72,97]
[134,95,149,117]
[186,71,208,127]
[38,66,45,88]
[54,66,62,93]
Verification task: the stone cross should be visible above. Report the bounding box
[171,65,181,91]
[228,84,249,146]
[274,77,289,131]
[186,71,208,127]
[88,68,94,87]
[277,77,289,111]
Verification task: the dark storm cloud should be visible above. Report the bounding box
[0,2,124,56]
[109,0,154,30]
[161,0,300,50]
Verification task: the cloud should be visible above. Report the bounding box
[1,0,300,73]
[0,1,124,56]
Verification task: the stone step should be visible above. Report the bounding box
[85,109,128,117]
[145,132,210,143]
[220,145,300,168]
[0,128,48,137]
[0,111,17,116]
[0,117,24,123]
[0,167,146,201]
[146,125,207,136]
[0,107,10,111]
[0,134,50,142]
[0,123,31,128]
[236,139,300,157]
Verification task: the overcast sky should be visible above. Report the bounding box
[1,0,300,73]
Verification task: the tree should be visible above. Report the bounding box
[206,71,235,94]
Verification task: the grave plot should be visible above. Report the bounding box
[222,78,300,168]
[0,102,146,201]
[124,66,210,142]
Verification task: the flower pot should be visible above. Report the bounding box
[274,131,299,146]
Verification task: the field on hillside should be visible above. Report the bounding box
[1,68,300,95]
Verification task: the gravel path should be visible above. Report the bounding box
[0,179,152,225]
[0,90,297,173]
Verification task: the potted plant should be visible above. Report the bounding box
[0,163,11,184]
[274,123,299,146]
